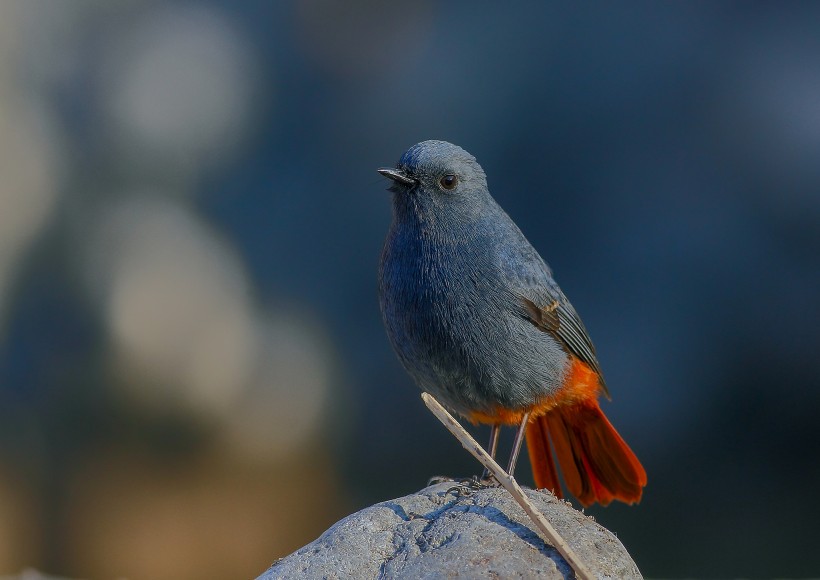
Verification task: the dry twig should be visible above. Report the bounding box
[421,392,594,580]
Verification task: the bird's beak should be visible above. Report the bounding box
[377,167,416,186]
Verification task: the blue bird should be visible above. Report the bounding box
[378,140,646,506]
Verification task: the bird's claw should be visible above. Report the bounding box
[431,474,500,497]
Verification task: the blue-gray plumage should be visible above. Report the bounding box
[377,140,647,507]
[379,140,600,417]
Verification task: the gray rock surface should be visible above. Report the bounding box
[257,481,642,579]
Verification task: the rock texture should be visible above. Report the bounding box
[257,481,642,579]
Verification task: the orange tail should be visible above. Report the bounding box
[526,399,647,507]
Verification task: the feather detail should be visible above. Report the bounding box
[525,357,647,507]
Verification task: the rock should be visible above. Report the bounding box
[257,481,642,579]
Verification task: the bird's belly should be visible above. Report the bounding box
[383,288,570,420]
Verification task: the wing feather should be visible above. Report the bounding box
[520,295,610,398]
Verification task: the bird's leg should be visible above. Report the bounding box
[480,424,501,481]
[440,424,504,495]
[487,423,501,458]
[507,412,531,476]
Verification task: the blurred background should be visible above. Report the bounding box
[0,1,818,578]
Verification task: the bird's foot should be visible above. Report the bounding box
[430,474,500,497]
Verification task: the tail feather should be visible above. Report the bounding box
[526,399,647,507]
[525,412,562,499]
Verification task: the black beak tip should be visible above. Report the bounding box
[377,167,415,186]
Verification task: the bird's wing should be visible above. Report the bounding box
[520,293,610,399]
[493,217,609,396]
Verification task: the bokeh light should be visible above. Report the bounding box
[92,196,255,413]
[102,4,255,173]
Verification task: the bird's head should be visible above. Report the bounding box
[378,141,490,215]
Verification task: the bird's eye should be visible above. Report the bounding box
[439,174,458,190]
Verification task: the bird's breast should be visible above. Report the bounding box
[379,228,569,416]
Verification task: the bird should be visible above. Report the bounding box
[377,140,646,507]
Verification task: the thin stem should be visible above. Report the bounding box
[421,392,593,580]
